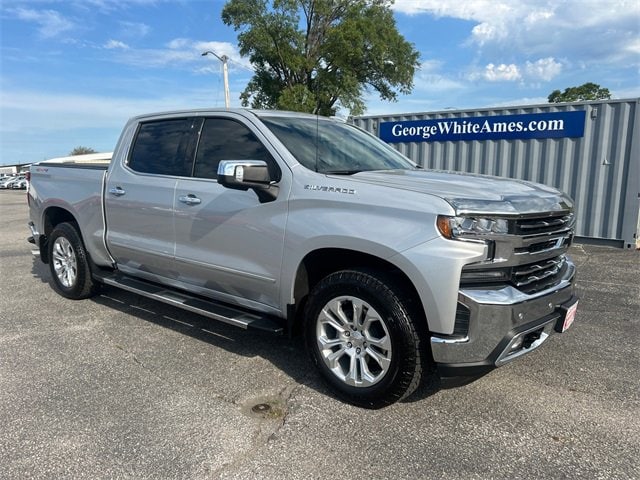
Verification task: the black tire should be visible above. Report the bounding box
[48,222,97,300]
[304,269,426,409]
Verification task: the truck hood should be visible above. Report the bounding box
[346,169,573,216]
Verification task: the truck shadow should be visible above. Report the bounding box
[30,253,51,283]
[31,256,482,406]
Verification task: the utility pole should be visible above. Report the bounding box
[201,51,230,108]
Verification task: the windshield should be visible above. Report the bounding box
[260,116,415,174]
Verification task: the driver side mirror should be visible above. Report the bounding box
[217,160,278,202]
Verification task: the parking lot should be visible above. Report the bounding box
[1,189,639,479]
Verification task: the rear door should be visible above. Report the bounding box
[173,115,288,311]
[105,117,199,281]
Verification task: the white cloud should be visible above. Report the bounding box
[105,38,253,72]
[487,96,549,108]
[483,63,521,82]
[612,85,640,99]
[104,39,129,50]
[626,38,640,55]
[525,57,562,81]
[471,22,504,45]
[118,21,151,38]
[470,57,562,83]
[73,0,165,12]
[392,1,640,66]
[415,74,466,92]
[11,8,74,38]
[414,61,465,92]
[418,60,444,73]
[393,0,501,18]
[524,9,553,25]
[166,38,190,50]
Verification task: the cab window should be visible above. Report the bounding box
[128,118,197,176]
[193,118,279,180]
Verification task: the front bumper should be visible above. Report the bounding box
[431,257,576,377]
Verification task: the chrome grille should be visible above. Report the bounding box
[512,256,567,293]
[515,214,574,236]
[458,212,575,294]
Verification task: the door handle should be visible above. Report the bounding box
[109,186,126,196]
[178,194,201,205]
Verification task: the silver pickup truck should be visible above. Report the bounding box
[28,109,578,408]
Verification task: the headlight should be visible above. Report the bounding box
[437,215,509,241]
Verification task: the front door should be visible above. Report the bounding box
[173,116,287,312]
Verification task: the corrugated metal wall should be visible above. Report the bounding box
[354,99,640,248]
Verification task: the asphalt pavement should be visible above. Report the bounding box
[1,189,638,479]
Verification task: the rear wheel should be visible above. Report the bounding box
[304,269,425,408]
[48,222,97,299]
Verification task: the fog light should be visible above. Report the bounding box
[460,270,509,282]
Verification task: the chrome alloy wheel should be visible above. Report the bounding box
[52,236,78,288]
[316,296,392,387]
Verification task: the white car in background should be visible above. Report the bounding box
[0,176,25,189]
[0,177,18,189]
[11,178,28,189]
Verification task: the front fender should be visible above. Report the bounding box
[391,237,487,335]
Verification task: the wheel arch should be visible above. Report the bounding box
[39,206,79,263]
[290,248,429,333]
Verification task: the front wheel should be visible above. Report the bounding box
[48,222,98,300]
[304,269,426,408]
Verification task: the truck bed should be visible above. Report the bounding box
[29,157,112,267]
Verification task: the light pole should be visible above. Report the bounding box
[202,50,230,108]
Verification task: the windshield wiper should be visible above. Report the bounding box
[322,170,363,175]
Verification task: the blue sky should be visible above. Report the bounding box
[1,0,639,165]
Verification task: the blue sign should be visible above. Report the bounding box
[379,110,586,143]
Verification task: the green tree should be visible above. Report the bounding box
[69,146,97,156]
[222,0,420,116]
[548,82,611,103]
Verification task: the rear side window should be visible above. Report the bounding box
[128,118,196,176]
[193,118,279,180]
